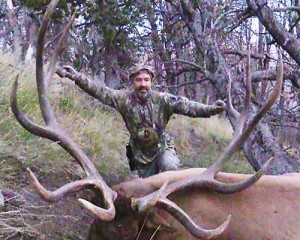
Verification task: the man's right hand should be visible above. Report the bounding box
[56,65,81,82]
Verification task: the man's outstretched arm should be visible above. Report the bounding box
[164,93,226,118]
[56,66,124,109]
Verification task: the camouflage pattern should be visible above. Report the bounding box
[73,76,225,176]
[129,65,154,81]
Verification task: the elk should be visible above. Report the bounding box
[10,0,289,239]
[94,168,300,240]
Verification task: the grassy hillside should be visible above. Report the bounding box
[0,54,254,239]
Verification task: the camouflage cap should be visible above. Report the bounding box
[129,64,154,81]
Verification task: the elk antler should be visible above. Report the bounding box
[132,46,283,239]
[10,0,117,221]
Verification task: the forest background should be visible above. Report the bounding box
[0,0,299,239]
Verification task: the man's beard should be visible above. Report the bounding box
[136,87,151,102]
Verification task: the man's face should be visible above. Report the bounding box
[133,72,152,101]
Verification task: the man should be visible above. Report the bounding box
[58,65,226,177]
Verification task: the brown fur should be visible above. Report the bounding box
[88,168,300,240]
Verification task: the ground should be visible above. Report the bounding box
[1,154,92,239]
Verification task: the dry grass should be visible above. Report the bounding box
[168,115,233,147]
[167,115,253,173]
[0,191,41,239]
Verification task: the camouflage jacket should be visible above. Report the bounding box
[74,78,223,164]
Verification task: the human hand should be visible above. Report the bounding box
[212,100,226,114]
[214,100,226,109]
[62,65,78,75]
[56,65,80,82]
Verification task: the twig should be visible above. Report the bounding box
[150,224,161,240]
[135,212,150,240]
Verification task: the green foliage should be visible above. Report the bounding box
[20,0,83,10]
[59,96,73,110]
[84,0,141,51]
[20,0,49,9]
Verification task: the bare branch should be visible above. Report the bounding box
[155,78,209,90]
[164,59,204,74]
[274,6,300,12]
[232,43,252,138]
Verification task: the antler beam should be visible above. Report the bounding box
[10,0,117,221]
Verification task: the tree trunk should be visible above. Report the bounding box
[5,0,23,63]
[146,1,174,93]
[103,47,120,89]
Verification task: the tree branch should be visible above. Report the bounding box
[155,78,209,89]
[247,0,300,65]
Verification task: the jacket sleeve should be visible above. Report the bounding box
[164,93,224,118]
[74,76,125,110]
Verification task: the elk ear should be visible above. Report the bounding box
[145,210,177,233]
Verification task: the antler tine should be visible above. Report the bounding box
[157,198,231,239]
[27,168,99,202]
[132,181,231,239]
[11,76,51,138]
[207,42,252,175]
[10,0,117,221]
[208,48,283,175]
[226,42,252,133]
[226,71,240,121]
[36,0,59,126]
[45,10,77,91]
[211,157,273,194]
[232,42,252,137]
[28,168,116,220]
[35,0,96,175]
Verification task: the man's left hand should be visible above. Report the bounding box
[214,100,226,109]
